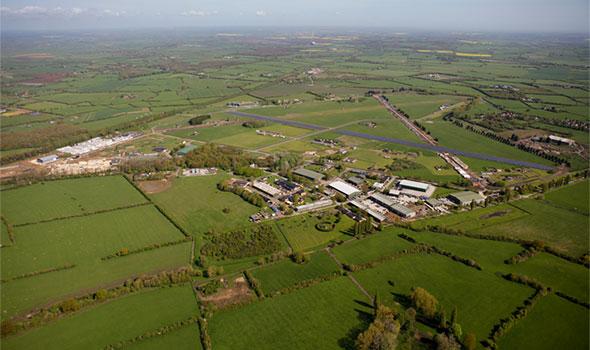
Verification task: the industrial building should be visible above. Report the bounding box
[447,191,485,206]
[295,199,333,212]
[397,179,435,198]
[329,180,361,198]
[293,168,325,181]
[347,176,365,186]
[370,193,416,218]
[37,154,59,164]
[253,181,282,197]
[350,200,387,222]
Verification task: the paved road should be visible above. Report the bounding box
[228,110,554,171]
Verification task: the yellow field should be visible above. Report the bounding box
[1,109,31,117]
[455,52,492,57]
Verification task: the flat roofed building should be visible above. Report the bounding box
[390,203,416,218]
[293,168,324,181]
[37,154,58,164]
[329,180,361,198]
[447,191,485,206]
[426,198,444,208]
[347,176,365,186]
[253,181,282,197]
[350,200,387,222]
[295,199,333,212]
[398,179,430,192]
[370,193,397,209]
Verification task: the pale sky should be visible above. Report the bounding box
[1,0,588,33]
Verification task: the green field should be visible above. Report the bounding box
[332,228,416,265]
[543,180,589,214]
[353,254,533,340]
[150,174,259,235]
[209,277,371,350]
[498,294,589,350]
[2,242,191,318]
[2,205,185,279]
[277,213,354,251]
[252,250,340,294]
[477,199,589,257]
[0,176,147,225]
[2,285,198,350]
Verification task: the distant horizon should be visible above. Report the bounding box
[1,0,588,33]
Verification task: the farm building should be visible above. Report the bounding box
[370,193,416,218]
[295,199,334,212]
[329,180,361,198]
[347,176,365,186]
[37,154,58,164]
[177,144,197,156]
[447,191,485,206]
[425,198,445,209]
[389,203,416,218]
[293,168,325,181]
[398,179,435,198]
[253,181,282,197]
[350,200,387,222]
[548,135,575,146]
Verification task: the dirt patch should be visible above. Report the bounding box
[198,276,254,308]
[23,72,70,84]
[137,179,172,194]
[13,53,55,60]
[1,109,32,117]
[480,210,509,220]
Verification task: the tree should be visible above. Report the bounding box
[434,333,460,350]
[463,332,477,350]
[450,306,458,327]
[356,304,400,350]
[410,287,438,319]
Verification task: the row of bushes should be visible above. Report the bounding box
[555,291,590,309]
[198,317,212,350]
[244,270,265,299]
[105,316,199,349]
[0,263,76,283]
[401,223,589,268]
[504,247,538,265]
[342,245,430,272]
[270,272,341,298]
[198,279,222,296]
[15,202,151,228]
[484,287,548,348]
[188,114,211,125]
[101,237,191,260]
[0,215,14,244]
[217,180,266,207]
[1,267,201,337]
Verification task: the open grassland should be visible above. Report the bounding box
[2,205,185,279]
[507,253,589,301]
[353,254,533,341]
[405,231,523,271]
[498,294,589,350]
[412,203,530,232]
[2,242,191,318]
[2,285,198,350]
[252,250,340,294]
[150,174,259,235]
[340,118,422,142]
[209,277,371,350]
[277,213,354,252]
[125,325,201,350]
[385,93,467,119]
[543,180,589,214]
[332,228,416,265]
[0,176,147,225]
[477,199,589,257]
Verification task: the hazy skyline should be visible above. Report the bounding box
[1,0,589,33]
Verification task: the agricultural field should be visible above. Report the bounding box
[149,174,260,236]
[497,294,589,350]
[276,211,355,252]
[353,254,534,340]
[209,277,372,350]
[543,180,589,214]
[332,227,416,265]
[252,250,340,295]
[2,285,199,350]
[0,175,147,225]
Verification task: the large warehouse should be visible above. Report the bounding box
[397,179,436,198]
[329,180,361,198]
[447,191,485,206]
[293,168,325,181]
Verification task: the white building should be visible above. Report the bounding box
[253,181,282,197]
[329,180,362,198]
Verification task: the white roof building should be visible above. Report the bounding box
[398,179,430,192]
[295,199,334,212]
[253,181,282,197]
[329,180,362,198]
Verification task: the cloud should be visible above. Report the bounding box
[181,10,218,17]
[1,6,128,18]
[255,10,267,16]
